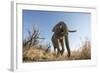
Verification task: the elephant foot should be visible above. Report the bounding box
[67,53,71,57]
[57,51,60,55]
[60,50,64,55]
[53,53,56,56]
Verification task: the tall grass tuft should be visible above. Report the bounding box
[23,40,91,62]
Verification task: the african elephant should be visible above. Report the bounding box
[51,21,76,57]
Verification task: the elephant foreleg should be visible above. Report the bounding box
[60,39,64,55]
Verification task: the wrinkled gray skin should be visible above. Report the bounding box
[51,21,76,57]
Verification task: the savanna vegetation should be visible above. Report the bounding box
[23,25,91,62]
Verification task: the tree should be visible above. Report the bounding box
[23,25,40,49]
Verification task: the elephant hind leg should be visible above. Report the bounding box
[65,35,71,57]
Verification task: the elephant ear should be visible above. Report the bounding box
[52,26,56,32]
[52,23,58,32]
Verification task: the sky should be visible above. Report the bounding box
[22,10,91,51]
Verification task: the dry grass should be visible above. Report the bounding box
[23,40,91,62]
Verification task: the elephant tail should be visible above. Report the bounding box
[68,30,77,32]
